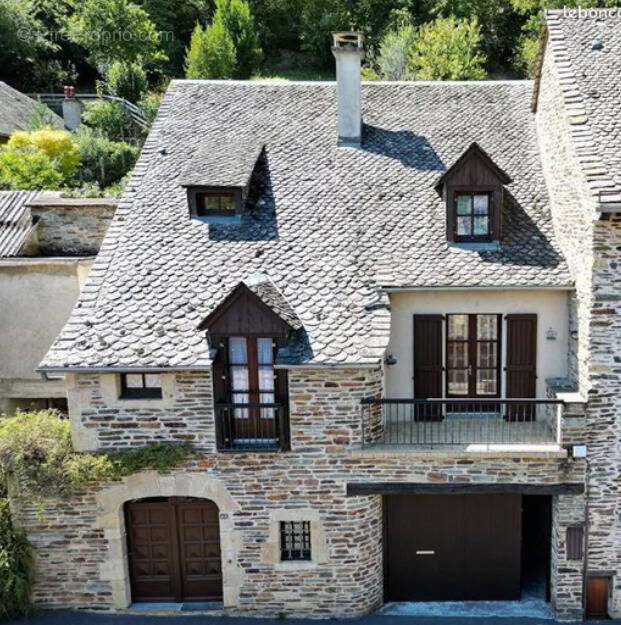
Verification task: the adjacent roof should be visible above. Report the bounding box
[540,10,621,209]
[179,137,265,187]
[40,80,572,371]
[0,82,63,138]
[434,141,512,193]
[0,191,39,257]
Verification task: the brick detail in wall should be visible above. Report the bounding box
[14,369,589,619]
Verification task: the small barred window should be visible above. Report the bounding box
[280,521,311,561]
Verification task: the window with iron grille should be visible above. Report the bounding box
[280,521,311,561]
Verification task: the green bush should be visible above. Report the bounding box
[73,127,139,190]
[105,61,149,104]
[139,91,163,127]
[377,25,417,80]
[0,499,33,619]
[0,411,198,499]
[81,99,133,143]
[0,150,63,190]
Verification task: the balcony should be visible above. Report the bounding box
[360,398,563,452]
[215,403,289,451]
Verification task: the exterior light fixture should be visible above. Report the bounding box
[546,327,557,340]
[384,354,397,366]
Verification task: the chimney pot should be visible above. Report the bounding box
[332,32,364,147]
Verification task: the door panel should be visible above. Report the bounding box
[586,577,609,619]
[413,315,443,420]
[385,495,522,601]
[126,498,222,603]
[506,315,537,421]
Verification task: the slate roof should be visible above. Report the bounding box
[40,80,572,370]
[542,10,621,208]
[0,191,39,257]
[0,82,63,138]
[179,137,265,187]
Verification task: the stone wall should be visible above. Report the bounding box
[27,197,117,256]
[537,24,621,617]
[13,369,588,619]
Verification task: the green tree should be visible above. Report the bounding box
[81,99,133,142]
[0,151,63,190]
[216,0,263,77]
[105,61,148,103]
[376,24,417,80]
[66,0,166,66]
[409,16,487,80]
[184,20,236,79]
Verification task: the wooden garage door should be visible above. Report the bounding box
[126,498,222,603]
[385,495,521,601]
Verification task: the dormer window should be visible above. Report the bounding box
[434,142,512,246]
[455,192,492,241]
[197,191,236,217]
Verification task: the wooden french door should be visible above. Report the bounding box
[506,315,537,421]
[446,314,501,400]
[126,498,222,603]
[228,336,277,441]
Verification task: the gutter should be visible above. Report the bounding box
[382,285,574,293]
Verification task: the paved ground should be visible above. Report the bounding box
[6,611,620,625]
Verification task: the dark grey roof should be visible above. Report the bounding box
[544,10,621,207]
[179,136,264,187]
[40,80,572,370]
[0,82,63,138]
[0,191,39,257]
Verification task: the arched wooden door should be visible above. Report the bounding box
[125,497,222,603]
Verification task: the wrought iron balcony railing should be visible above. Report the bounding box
[215,403,289,451]
[360,398,564,449]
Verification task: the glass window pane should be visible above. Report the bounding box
[228,337,248,365]
[448,342,468,368]
[477,342,497,368]
[473,215,489,235]
[230,366,249,392]
[448,369,468,395]
[448,315,469,340]
[202,194,235,211]
[125,374,143,388]
[477,315,497,340]
[457,216,472,235]
[476,369,497,395]
[456,195,471,215]
[257,338,273,365]
[473,194,489,215]
[144,373,161,388]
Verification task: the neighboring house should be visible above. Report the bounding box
[0,192,116,415]
[0,81,63,142]
[9,16,620,621]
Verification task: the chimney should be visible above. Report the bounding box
[61,85,83,131]
[331,32,364,147]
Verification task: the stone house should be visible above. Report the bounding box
[0,191,116,415]
[12,15,621,621]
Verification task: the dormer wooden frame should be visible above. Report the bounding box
[187,186,244,219]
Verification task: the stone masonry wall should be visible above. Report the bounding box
[13,369,587,619]
[537,35,621,617]
[28,199,116,256]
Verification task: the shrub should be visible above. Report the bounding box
[0,499,33,619]
[185,20,237,79]
[0,150,63,190]
[105,61,149,104]
[0,411,198,499]
[409,16,487,81]
[377,25,417,80]
[7,128,80,177]
[81,99,133,143]
[139,91,163,127]
[73,127,139,189]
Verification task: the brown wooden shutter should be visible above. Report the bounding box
[211,336,229,404]
[413,315,443,399]
[566,526,584,560]
[506,314,537,398]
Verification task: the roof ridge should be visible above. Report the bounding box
[545,11,621,209]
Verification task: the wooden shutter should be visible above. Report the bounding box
[506,314,537,398]
[413,315,443,421]
[566,526,584,560]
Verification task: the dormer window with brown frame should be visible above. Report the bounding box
[434,142,512,247]
[455,192,492,242]
[196,190,237,217]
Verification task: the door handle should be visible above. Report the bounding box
[416,550,435,555]
[468,365,472,376]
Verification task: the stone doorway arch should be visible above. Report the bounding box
[95,471,241,609]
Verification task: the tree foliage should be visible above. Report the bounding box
[409,16,487,80]
[377,24,417,80]
[105,61,148,103]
